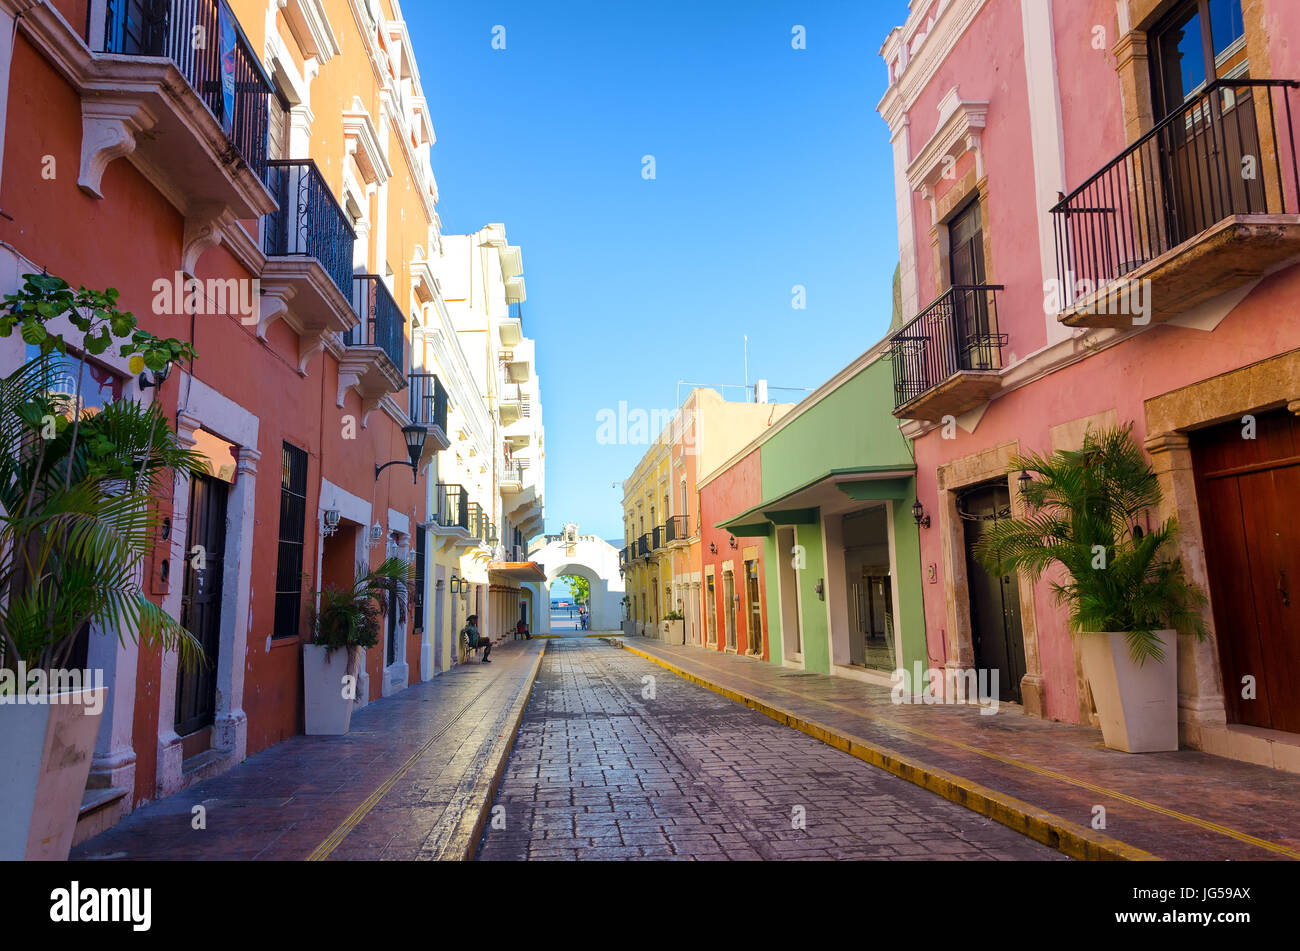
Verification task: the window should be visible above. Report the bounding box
[273,442,309,639]
[26,344,125,416]
[1151,0,1247,117]
[413,524,426,631]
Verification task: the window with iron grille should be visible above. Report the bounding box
[413,525,426,630]
[273,442,309,639]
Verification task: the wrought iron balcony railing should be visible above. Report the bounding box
[664,515,688,543]
[652,525,665,550]
[889,284,1007,410]
[435,483,469,531]
[100,0,271,175]
[469,502,486,541]
[408,372,448,432]
[502,458,527,483]
[347,275,406,372]
[1050,79,1300,310]
[263,160,355,298]
[636,533,651,559]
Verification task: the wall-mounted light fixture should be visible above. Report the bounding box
[322,509,341,538]
[1017,470,1033,498]
[709,542,717,555]
[728,536,737,550]
[375,424,428,484]
[370,522,384,546]
[911,499,930,529]
[138,360,173,391]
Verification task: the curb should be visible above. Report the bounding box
[445,640,548,861]
[617,641,1157,862]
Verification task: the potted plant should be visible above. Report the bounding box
[975,424,1206,752]
[305,557,412,734]
[661,610,686,645]
[0,274,202,859]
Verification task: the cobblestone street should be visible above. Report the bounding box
[476,638,1063,861]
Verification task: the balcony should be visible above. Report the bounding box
[652,525,666,551]
[432,483,469,532]
[1052,79,1300,329]
[501,457,528,493]
[62,0,277,234]
[499,303,523,347]
[500,350,531,384]
[468,503,487,543]
[664,515,689,546]
[889,284,1006,423]
[636,533,651,560]
[338,275,406,422]
[258,160,357,369]
[408,372,450,464]
[499,382,531,424]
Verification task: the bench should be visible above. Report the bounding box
[458,631,485,663]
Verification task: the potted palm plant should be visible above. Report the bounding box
[0,274,202,859]
[304,557,412,734]
[975,424,1206,752]
[661,610,686,645]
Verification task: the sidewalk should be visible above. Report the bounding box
[72,639,545,862]
[614,637,1300,861]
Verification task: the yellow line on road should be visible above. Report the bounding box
[620,642,1300,861]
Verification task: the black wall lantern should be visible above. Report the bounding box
[728,536,738,550]
[911,499,930,529]
[138,360,173,390]
[709,542,717,554]
[375,424,427,484]
[1017,469,1033,498]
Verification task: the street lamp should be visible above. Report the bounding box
[375,424,428,484]
[138,360,173,390]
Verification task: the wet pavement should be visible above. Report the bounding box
[72,639,544,861]
[475,637,1062,860]
[615,637,1300,861]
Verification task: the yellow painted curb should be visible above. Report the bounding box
[619,642,1156,862]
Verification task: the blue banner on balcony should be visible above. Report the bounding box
[219,4,237,134]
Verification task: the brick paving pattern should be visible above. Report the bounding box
[477,638,1062,860]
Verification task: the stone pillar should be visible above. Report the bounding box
[1144,431,1228,745]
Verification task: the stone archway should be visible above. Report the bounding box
[530,527,625,633]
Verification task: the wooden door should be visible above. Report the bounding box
[1192,410,1300,733]
[960,483,1026,704]
[176,474,228,736]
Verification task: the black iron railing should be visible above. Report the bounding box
[100,0,271,176]
[889,284,1006,410]
[1051,79,1300,310]
[408,372,448,431]
[619,547,629,569]
[469,502,486,541]
[435,483,469,531]
[263,160,355,298]
[347,275,406,372]
[652,525,665,550]
[637,533,651,559]
[664,515,688,543]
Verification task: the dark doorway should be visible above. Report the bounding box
[176,474,229,737]
[960,482,1026,703]
[948,199,997,371]
[745,560,763,655]
[1192,409,1300,733]
[843,507,896,672]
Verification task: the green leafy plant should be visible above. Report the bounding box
[664,610,684,621]
[309,557,413,656]
[974,424,1206,664]
[0,275,205,674]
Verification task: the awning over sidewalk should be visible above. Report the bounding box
[717,465,916,534]
[487,561,548,582]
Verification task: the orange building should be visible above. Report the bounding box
[0,0,536,842]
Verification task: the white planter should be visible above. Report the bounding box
[303,645,357,736]
[0,686,106,860]
[660,619,686,645]
[1079,630,1178,753]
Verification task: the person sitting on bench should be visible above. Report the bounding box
[461,614,491,663]
[516,618,531,640]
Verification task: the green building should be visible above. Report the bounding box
[710,340,927,682]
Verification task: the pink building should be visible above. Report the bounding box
[880,0,1300,770]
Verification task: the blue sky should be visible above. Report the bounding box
[404,0,906,540]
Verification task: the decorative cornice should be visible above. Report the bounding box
[905,88,988,196]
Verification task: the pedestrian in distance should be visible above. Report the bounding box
[516,618,531,640]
